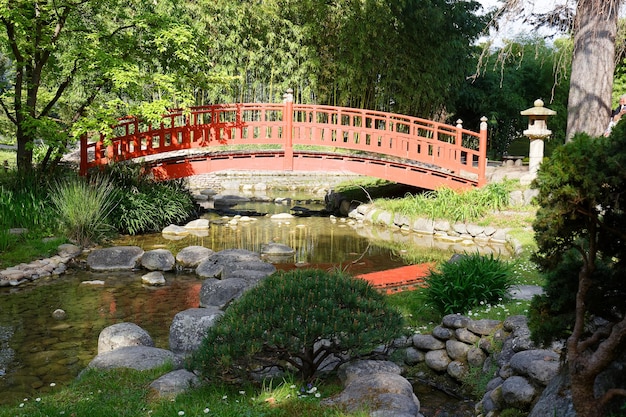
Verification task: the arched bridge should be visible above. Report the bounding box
[80,93,488,190]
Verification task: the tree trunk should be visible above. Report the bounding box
[15,126,33,172]
[566,0,619,140]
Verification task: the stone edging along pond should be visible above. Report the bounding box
[345,203,523,257]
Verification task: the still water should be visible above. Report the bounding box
[0,198,506,406]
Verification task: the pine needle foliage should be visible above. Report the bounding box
[423,253,515,316]
[190,269,405,382]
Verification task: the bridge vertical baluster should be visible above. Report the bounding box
[283,89,294,170]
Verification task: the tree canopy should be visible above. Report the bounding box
[0,0,489,171]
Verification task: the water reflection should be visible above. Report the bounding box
[0,199,511,405]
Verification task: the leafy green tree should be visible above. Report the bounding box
[454,37,569,158]
[531,122,626,416]
[190,269,405,381]
[0,0,193,171]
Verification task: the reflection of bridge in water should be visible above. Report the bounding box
[80,91,488,190]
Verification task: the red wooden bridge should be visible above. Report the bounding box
[80,91,488,189]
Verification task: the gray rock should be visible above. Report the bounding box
[85,346,174,372]
[466,224,485,237]
[509,349,560,386]
[176,246,214,268]
[168,307,224,354]
[442,314,471,329]
[184,218,210,230]
[501,375,536,408]
[98,322,154,354]
[425,349,451,372]
[447,360,467,380]
[455,327,480,344]
[452,223,467,235]
[149,369,201,399]
[162,224,188,236]
[52,309,66,320]
[433,220,450,232]
[87,246,144,271]
[467,346,487,367]
[412,218,435,234]
[199,278,253,309]
[467,319,501,335]
[324,361,419,417]
[260,243,296,263]
[431,325,453,340]
[528,365,576,417]
[338,360,403,385]
[57,243,81,258]
[404,347,425,365]
[413,334,445,350]
[446,340,470,361]
[141,271,166,286]
[141,249,175,271]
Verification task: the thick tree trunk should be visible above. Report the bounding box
[566,0,619,140]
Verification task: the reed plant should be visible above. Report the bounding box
[50,175,118,247]
[373,182,513,223]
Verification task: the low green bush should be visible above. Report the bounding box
[190,269,405,381]
[423,253,515,316]
[96,162,197,235]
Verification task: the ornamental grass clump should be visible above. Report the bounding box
[189,269,405,381]
[424,253,515,316]
[50,176,118,247]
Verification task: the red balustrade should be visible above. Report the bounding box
[80,97,487,189]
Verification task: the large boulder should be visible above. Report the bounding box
[195,249,276,280]
[199,278,257,309]
[509,349,560,386]
[141,249,175,271]
[169,307,224,354]
[97,322,154,354]
[323,360,420,417]
[84,346,174,373]
[176,246,214,269]
[87,246,144,271]
[149,369,201,399]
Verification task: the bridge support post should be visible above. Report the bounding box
[478,116,488,186]
[283,89,294,171]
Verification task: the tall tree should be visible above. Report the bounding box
[490,0,621,139]
[566,0,619,139]
[0,0,192,171]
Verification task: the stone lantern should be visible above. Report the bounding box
[520,99,556,178]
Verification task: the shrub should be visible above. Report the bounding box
[96,161,197,235]
[423,253,515,316]
[189,269,405,381]
[50,175,118,247]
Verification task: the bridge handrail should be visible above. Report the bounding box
[80,100,487,186]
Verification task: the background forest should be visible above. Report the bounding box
[0,0,596,167]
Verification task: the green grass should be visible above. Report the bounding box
[0,368,367,417]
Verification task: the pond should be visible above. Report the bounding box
[0,197,509,408]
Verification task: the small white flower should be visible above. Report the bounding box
[222,395,228,400]
[36,398,41,402]
[19,403,24,408]
[178,411,185,416]
[50,383,56,387]
[203,408,210,414]
[315,392,321,398]
[239,390,245,395]
[306,386,317,394]
[289,385,296,389]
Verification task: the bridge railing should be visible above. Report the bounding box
[80,93,487,186]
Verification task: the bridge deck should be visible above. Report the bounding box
[80,99,488,190]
